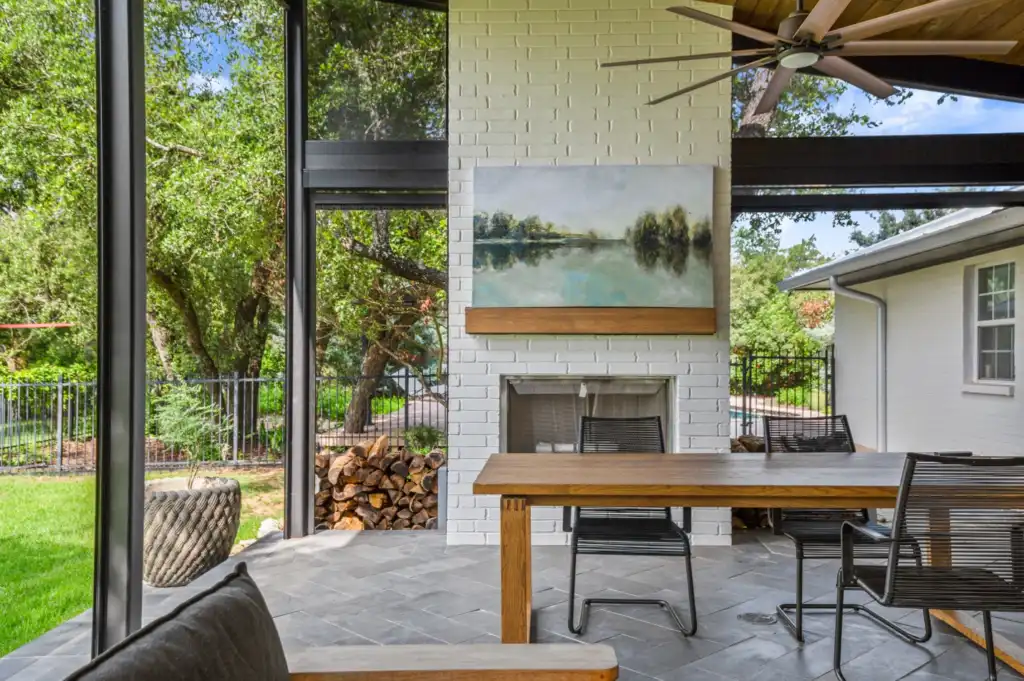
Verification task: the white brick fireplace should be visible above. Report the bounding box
[446,0,733,545]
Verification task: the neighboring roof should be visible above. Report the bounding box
[780,204,1024,292]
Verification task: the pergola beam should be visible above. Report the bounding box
[92,0,147,655]
[733,190,1024,215]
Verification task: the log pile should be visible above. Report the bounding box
[314,435,445,531]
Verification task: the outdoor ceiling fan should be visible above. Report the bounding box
[602,0,1018,111]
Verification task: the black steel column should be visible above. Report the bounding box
[284,0,314,539]
[92,0,146,655]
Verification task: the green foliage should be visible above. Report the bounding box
[404,424,443,453]
[850,208,955,248]
[152,383,228,481]
[730,237,833,358]
[472,211,573,242]
[0,363,93,384]
[774,386,830,412]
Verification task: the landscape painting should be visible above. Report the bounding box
[472,165,715,309]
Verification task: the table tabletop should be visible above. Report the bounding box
[472,451,908,508]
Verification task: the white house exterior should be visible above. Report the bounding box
[781,205,1024,456]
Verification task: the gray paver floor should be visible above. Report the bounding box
[3,530,1022,681]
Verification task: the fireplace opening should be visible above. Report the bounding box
[501,377,671,453]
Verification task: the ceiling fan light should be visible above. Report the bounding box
[779,48,822,68]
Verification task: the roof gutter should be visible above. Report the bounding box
[829,276,886,452]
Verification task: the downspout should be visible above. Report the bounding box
[829,276,887,452]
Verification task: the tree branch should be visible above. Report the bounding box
[146,137,203,158]
[335,211,446,289]
[148,267,220,377]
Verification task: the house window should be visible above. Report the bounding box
[976,263,1015,382]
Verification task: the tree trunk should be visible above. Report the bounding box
[344,341,390,434]
[736,67,773,138]
[147,312,176,380]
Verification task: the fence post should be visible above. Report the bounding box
[828,344,837,415]
[403,369,410,434]
[56,374,64,471]
[232,372,240,463]
[741,356,751,436]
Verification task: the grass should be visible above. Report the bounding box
[0,467,284,656]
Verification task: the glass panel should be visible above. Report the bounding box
[997,325,1014,351]
[996,352,1015,381]
[979,266,994,295]
[979,293,994,321]
[980,326,997,351]
[308,0,447,141]
[994,292,1013,320]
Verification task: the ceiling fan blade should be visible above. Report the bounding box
[836,40,1018,57]
[648,55,777,106]
[602,48,775,68]
[796,0,854,41]
[667,6,791,45]
[814,55,896,99]
[753,66,796,115]
[827,0,1003,45]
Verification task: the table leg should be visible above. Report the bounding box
[500,496,531,643]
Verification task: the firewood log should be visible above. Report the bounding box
[366,435,389,467]
[335,516,363,531]
[355,491,369,504]
[412,509,431,526]
[425,517,438,530]
[341,459,362,479]
[380,452,400,473]
[355,467,369,483]
[389,473,406,489]
[319,477,333,492]
[315,490,332,506]
[315,452,330,471]
[422,494,438,509]
[379,475,396,490]
[327,511,342,524]
[410,499,424,513]
[396,508,413,520]
[425,450,445,470]
[421,471,437,493]
[396,496,411,508]
[377,517,391,530]
[340,483,363,501]
[364,469,384,488]
[355,503,381,526]
[327,452,356,486]
[409,471,425,485]
[380,506,398,521]
[368,493,387,510]
[314,506,330,521]
[392,518,410,530]
[386,489,401,504]
[403,481,425,496]
[409,455,426,474]
[390,460,409,479]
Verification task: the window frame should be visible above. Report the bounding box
[972,261,1016,385]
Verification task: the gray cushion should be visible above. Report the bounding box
[66,562,288,681]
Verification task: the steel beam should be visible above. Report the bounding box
[284,0,315,539]
[92,0,147,655]
[733,191,1024,215]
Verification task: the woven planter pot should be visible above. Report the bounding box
[143,476,242,587]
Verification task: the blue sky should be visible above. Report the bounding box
[777,89,1024,257]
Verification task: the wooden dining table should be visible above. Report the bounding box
[472,451,1024,674]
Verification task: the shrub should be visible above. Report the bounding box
[404,424,444,453]
[152,383,228,486]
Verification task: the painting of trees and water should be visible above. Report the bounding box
[472,165,715,308]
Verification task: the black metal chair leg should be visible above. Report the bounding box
[983,611,999,681]
[567,542,585,634]
[567,549,697,637]
[834,571,849,681]
[776,551,805,642]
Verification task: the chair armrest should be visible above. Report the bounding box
[841,521,891,582]
[288,644,618,681]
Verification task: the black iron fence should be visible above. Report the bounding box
[0,370,447,473]
[730,346,835,437]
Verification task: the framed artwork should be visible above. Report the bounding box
[465,165,717,334]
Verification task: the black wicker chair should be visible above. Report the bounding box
[566,416,697,636]
[834,453,1024,681]
[763,415,926,642]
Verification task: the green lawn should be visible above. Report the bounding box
[0,468,283,656]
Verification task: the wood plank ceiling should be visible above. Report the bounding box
[701,0,1024,67]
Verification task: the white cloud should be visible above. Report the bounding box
[187,73,231,94]
[838,88,1024,137]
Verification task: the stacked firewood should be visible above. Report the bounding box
[313,435,445,531]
